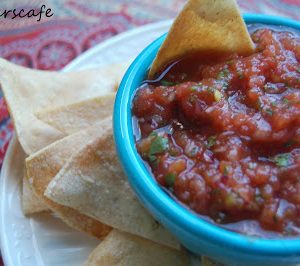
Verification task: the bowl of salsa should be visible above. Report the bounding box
[114,14,300,265]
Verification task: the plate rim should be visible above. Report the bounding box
[63,19,172,72]
[0,134,17,266]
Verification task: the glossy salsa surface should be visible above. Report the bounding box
[132,25,300,236]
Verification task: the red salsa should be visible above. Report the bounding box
[132,26,300,236]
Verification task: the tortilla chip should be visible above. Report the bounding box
[84,230,190,266]
[45,126,180,249]
[22,175,48,215]
[36,93,115,135]
[6,136,47,214]
[26,117,113,239]
[47,203,112,239]
[148,0,254,78]
[23,91,115,215]
[0,58,127,154]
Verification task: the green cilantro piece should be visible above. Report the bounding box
[207,87,214,93]
[149,131,158,137]
[148,135,169,162]
[191,86,199,91]
[188,146,199,157]
[255,192,263,204]
[211,188,221,195]
[151,157,161,168]
[283,98,290,105]
[256,100,262,110]
[218,68,230,79]
[271,101,277,107]
[206,136,216,148]
[161,80,177,86]
[265,108,273,116]
[284,140,295,148]
[149,154,157,162]
[297,68,300,73]
[222,80,229,90]
[165,173,176,188]
[188,95,197,104]
[272,153,291,167]
[264,83,277,91]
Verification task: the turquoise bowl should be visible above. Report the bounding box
[113,14,300,265]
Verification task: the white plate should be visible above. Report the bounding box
[0,20,172,266]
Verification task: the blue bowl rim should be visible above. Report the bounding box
[114,13,300,257]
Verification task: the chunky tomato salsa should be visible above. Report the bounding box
[132,26,300,235]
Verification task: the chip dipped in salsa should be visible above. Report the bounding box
[132,25,300,236]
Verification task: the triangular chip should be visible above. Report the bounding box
[36,93,115,135]
[6,137,48,214]
[84,230,190,266]
[45,126,180,249]
[148,0,254,78]
[25,93,116,214]
[0,58,127,154]
[22,175,48,215]
[26,118,113,239]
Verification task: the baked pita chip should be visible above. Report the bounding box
[148,0,254,78]
[22,175,48,215]
[6,137,48,214]
[36,93,115,135]
[0,58,127,154]
[45,126,180,249]
[84,230,190,266]
[26,93,116,213]
[26,118,113,239]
